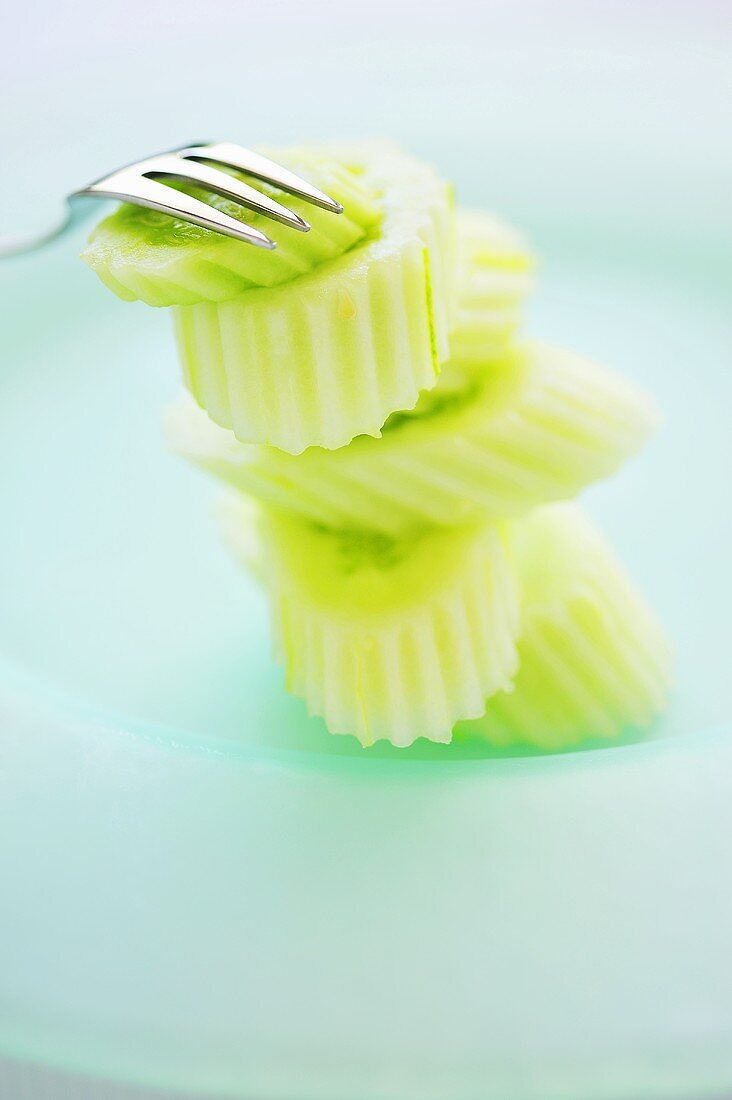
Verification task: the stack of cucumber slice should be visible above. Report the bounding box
[83,141,671,750]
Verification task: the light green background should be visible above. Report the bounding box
[0,2,731,1097]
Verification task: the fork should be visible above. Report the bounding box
[0,141,344,258]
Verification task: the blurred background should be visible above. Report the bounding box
[2,0,730,259]
[1,1,731,1097]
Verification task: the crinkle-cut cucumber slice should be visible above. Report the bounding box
[172,143,455,452]
[451,209,535,358]
[455,506,672,751]
[81,151,382,307]
[220,494,520,748]
[174,236,442,454]
[167,340,657,534]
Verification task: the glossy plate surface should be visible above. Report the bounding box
[1,194,731,1100]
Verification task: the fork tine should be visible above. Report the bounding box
[142,153,311,233]
[77,169,276,249]
[182,143,345,215]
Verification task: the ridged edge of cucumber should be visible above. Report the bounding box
[221,496,521,747]
[167,340,658,531]
[174,238,442,453]
[455,507,672,749]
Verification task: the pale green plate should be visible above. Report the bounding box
[0,190,730,1100]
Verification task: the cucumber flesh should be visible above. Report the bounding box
[82,151,382,307]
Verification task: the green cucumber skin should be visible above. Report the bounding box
[455,507,672,750]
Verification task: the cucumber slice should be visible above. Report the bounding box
[81,151,382,307]
[451,210,535,359]
[171,142,455,452]
[167,340,657,533]
[220,494,521,748]
[455,506,672,750]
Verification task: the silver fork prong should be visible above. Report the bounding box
[1,140,346,259]
[76,168,276,249]
[139,153,311,233]
[181,143,345,215]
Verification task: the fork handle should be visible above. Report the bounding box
[0,196,97,259]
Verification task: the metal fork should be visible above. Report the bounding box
[0,142,344,258]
